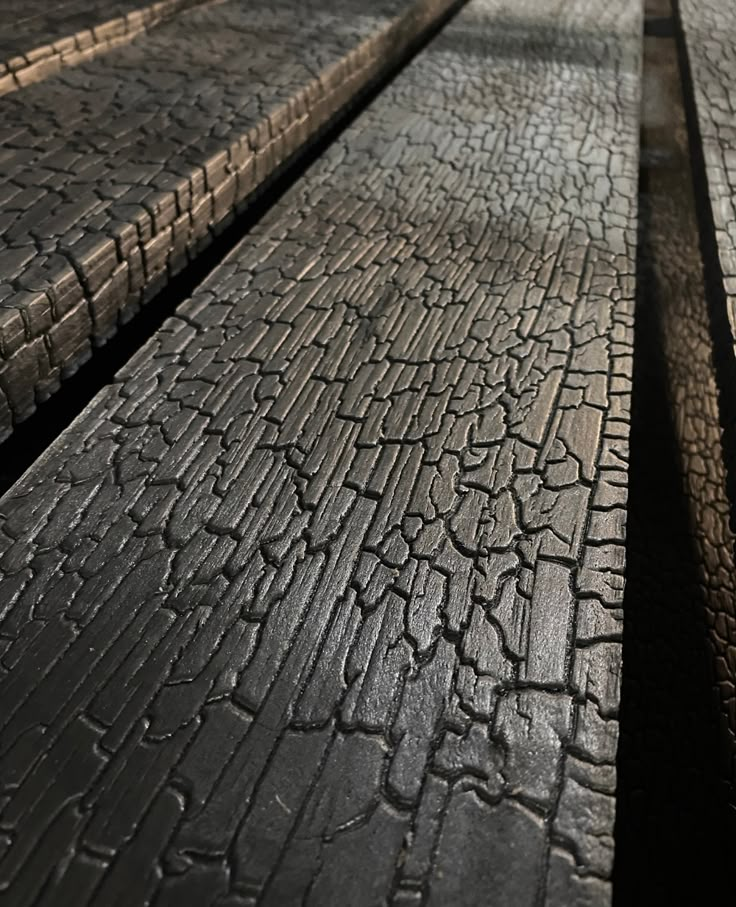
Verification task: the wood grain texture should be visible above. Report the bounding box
[0,0,641,903]
[0,0,458,441]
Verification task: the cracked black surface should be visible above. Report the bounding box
[679,0,736,779]
[0,0,456,441]
[0,0,206,94]
[614,22,736,905]
[0,0,641,903]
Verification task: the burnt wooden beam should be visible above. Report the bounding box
[0,0,460,441]
[0,0,210,96]
[0,0,641,903]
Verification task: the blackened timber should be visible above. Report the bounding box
[614,11,736,902]
[0,0,207,94]
[678,0,736,767]
[0,0,460,441]
[0,0,641,903]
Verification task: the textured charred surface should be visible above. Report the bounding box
[680,0,736,770]
[0,0,458,442]
[679,0,736,317]
[614,19,736,905]
[0,0,641,904]
[0,0,207,94]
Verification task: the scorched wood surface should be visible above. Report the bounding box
[0,0,457,441]
[0,0,641,903]
[0,0,206,95]
[679,0,736,744]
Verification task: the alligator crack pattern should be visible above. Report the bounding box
[0,0,641,903]
[0,0,211,95]
[0,0,458,441]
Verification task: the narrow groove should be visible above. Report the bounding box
[643,16,673,37]
[615,1,735,901]
[0,0,465,497]
[672,0,736,543]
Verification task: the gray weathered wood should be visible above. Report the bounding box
[0,0,641,903]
